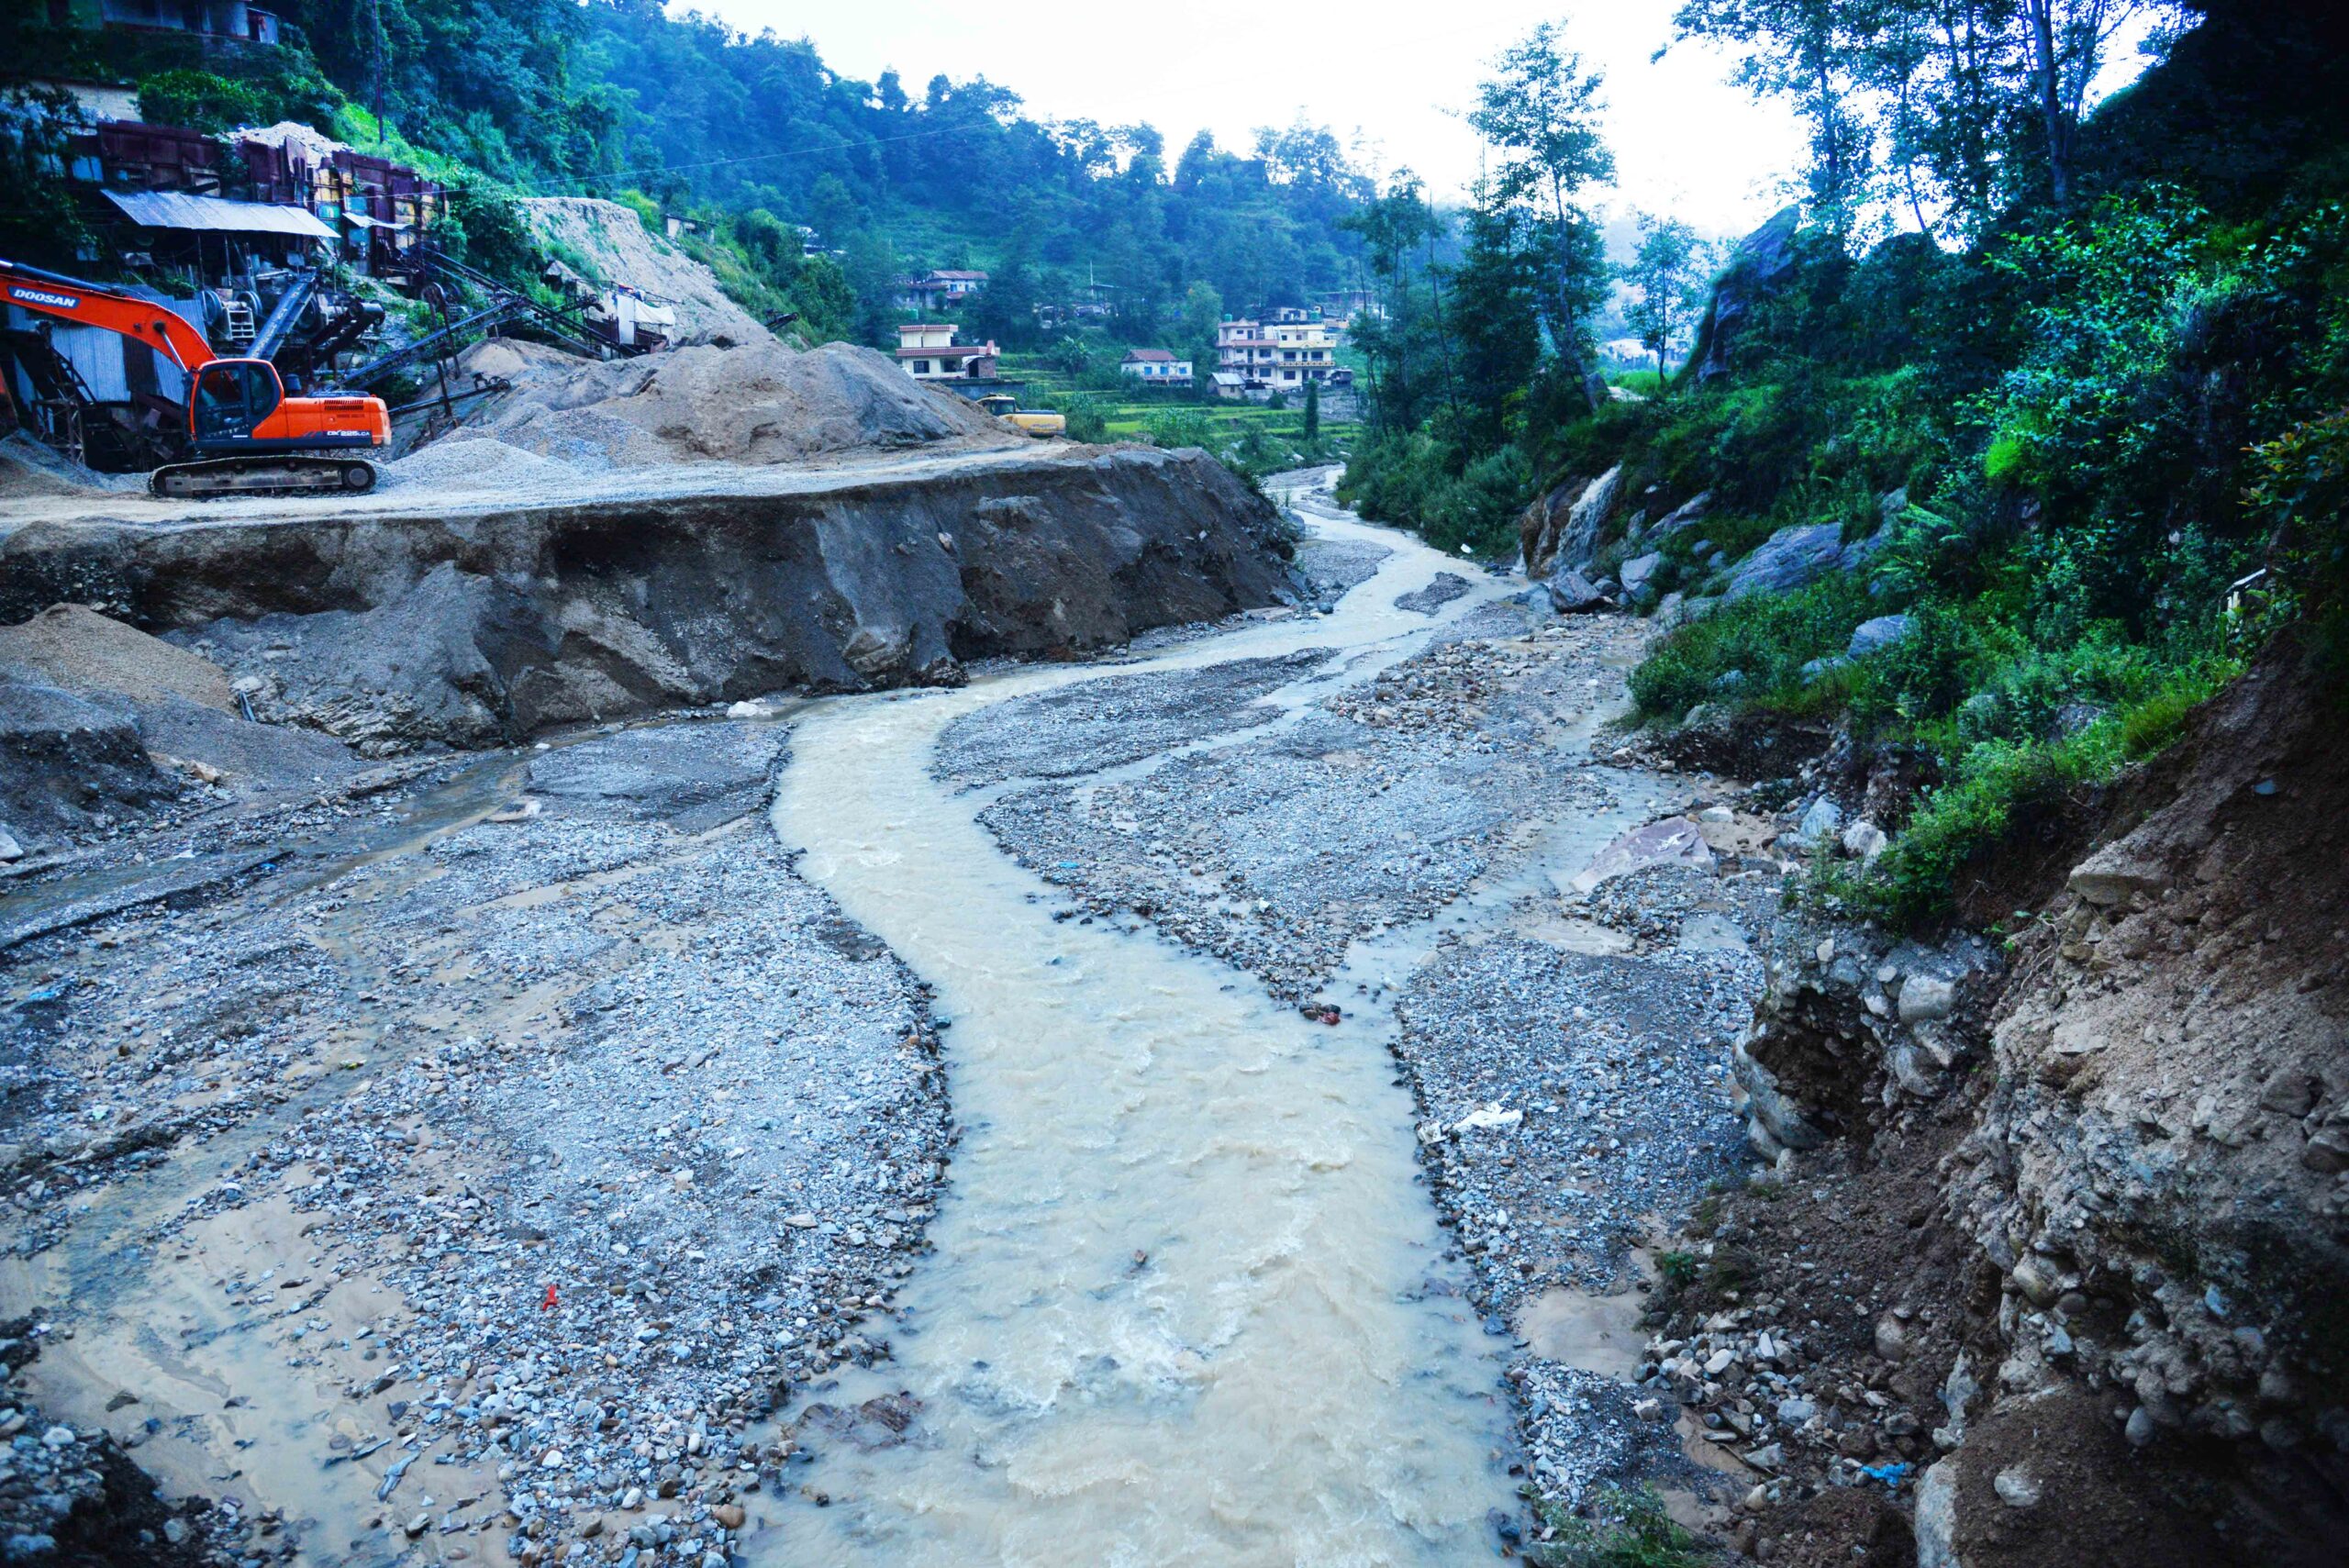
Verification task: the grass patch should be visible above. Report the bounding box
[1531,1486,1713,1568]
[1629,574,1876,720]
[1824,655,2241,924]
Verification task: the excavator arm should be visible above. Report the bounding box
[0,259,218,375]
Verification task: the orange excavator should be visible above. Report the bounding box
[1,258,390,498]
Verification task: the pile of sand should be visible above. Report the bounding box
[522,196,772,348]
[0,603,233,710]
[417,337,1021,473]
[0,433,143,500]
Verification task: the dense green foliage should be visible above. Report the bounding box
[4,3,1373,351]
[1346,0,2349,924]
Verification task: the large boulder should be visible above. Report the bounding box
[1847,613,1916,658]
[1545,567,1609,613]
[1723,522,1886,602]
[1691,206,1803,384]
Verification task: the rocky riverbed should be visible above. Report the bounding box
[1,470,1819,1564]
[0,720,951,1563]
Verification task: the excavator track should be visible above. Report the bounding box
[150,456,378,500]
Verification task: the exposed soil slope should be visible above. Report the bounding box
[1,446,1291,755]
[1656,641,2349,1567]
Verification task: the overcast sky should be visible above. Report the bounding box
[682,1,1810,240]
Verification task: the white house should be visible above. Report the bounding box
[1217,311,1339,394]
[896,321,999,382]
[1119,348,1193,386]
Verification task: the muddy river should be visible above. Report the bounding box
[767,505,1525,1563]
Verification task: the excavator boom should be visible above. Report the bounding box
[1,258,218,374]
[0,258,390,497]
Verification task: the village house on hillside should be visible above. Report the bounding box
[1215,308,1348,402]
[15,76,443,284]
[896,321,998,383]
[893,269,989,312]
[1119,348,1193,386]
[55,0,282,43]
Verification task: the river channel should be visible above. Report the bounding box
[763,493,1537,1564]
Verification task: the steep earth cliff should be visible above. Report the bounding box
[1657,641,2347,1567]
[0,445,1291,759]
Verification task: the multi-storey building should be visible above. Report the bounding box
[1215,309,1341,398]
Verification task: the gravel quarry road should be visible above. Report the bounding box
[0,469,1777,1564]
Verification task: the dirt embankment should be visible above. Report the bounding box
[522,195,772,348]
[0,445,1291,757]
[1652,642,2348,1567]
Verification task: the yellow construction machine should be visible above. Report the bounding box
[975,393,1065,439]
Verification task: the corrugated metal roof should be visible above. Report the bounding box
[102,190,336,240]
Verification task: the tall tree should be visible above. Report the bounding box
[1466,24,1617,402]
[1619,214,1711,384]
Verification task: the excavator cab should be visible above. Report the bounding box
[192,360,283,447]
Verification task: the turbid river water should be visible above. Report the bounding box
[763,497,1536,1564]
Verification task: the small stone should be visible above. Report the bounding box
[1776,1396,1817,1425]
[1841,820,1888,862]
[39,1425,73,1449]
[2011,1254,2062,1307]
[712,1504,746,1529]
[2125,1406,2157,1447]
[1797,797,1842,847]
[0,828,21,862]
[1993,1465,2042,1509]
[1873,1315,1908,1361]
[1898,976,1956,1022]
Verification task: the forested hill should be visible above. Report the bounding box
[7,1,1373,343]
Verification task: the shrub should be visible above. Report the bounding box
[1630,573,1876,719]
[136,69,269,135]
[1837,656,2238,924]
[1531,1485,1710,1568]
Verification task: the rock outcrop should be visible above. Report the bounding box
[1732,918,2002,1161]
[1691,206,1802,385]
[1,446,1293,753]
[1520,466,1621,579]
